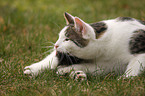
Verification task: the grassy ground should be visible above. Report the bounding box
[0,0,145,96]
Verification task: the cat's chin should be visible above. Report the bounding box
[56,51,73,56]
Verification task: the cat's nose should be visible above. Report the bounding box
[54,45,59,49]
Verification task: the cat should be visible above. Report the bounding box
[24,12,145,80]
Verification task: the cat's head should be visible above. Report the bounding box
[54,12,97,59]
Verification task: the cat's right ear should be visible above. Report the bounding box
[64,12,74,25]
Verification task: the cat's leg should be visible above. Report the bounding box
[24,50,59,76]
[124,54,145,77]
[57,63,101,80]
[57,65,88,81]
[57,63,96,75]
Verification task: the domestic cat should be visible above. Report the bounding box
[24,12,145,80]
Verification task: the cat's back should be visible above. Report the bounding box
[104,17,144,31]
[100,17,145,41]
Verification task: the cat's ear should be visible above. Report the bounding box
[74,17,90,39]
[64,12,74,24]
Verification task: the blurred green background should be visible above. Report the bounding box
[0,0,144,95]
[0,0,145,58]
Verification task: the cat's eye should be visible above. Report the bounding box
[65,38,69,41]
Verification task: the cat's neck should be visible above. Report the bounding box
[77,39,109,60]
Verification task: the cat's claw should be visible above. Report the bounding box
[70,71,87,81]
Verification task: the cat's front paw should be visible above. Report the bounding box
[70,71,87,81]
[24,66,31,74]
[118,74,134,80]
[24,63,40,76]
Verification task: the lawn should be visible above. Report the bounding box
[0,0,145,96]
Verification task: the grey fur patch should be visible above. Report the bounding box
[116,17,134,21]
[138,20,145,25]
[129,29,145,54]
[90,22,107,39]
[65,24,89,48]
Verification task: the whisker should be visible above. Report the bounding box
[42,49,54,55]
[66,54,73,64]
[43,41,55,45]
[64,49,76,64]
[41,46,54,49]
[64,49,72,55]
[48,42,55,45]
[59,52,64,62]
[65,50,78,63]
[53,22,61,29]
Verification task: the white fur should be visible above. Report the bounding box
[24,15,145,79]
[24,50,58,75]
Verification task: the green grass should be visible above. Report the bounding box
[0,0,145,96]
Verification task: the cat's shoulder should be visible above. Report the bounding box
[100,17,145,25]
[116,17,135,21]
[99,17,145,30]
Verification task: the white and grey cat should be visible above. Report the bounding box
[24,12,145,80]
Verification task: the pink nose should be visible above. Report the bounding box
[55,45,59,49]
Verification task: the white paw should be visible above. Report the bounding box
[70,71,87,81]
[24,66,32,74]
[118,74,135,80]
[24,64,40,76]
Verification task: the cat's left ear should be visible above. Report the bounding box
[64,12,74,24]
[74,17,91,39]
